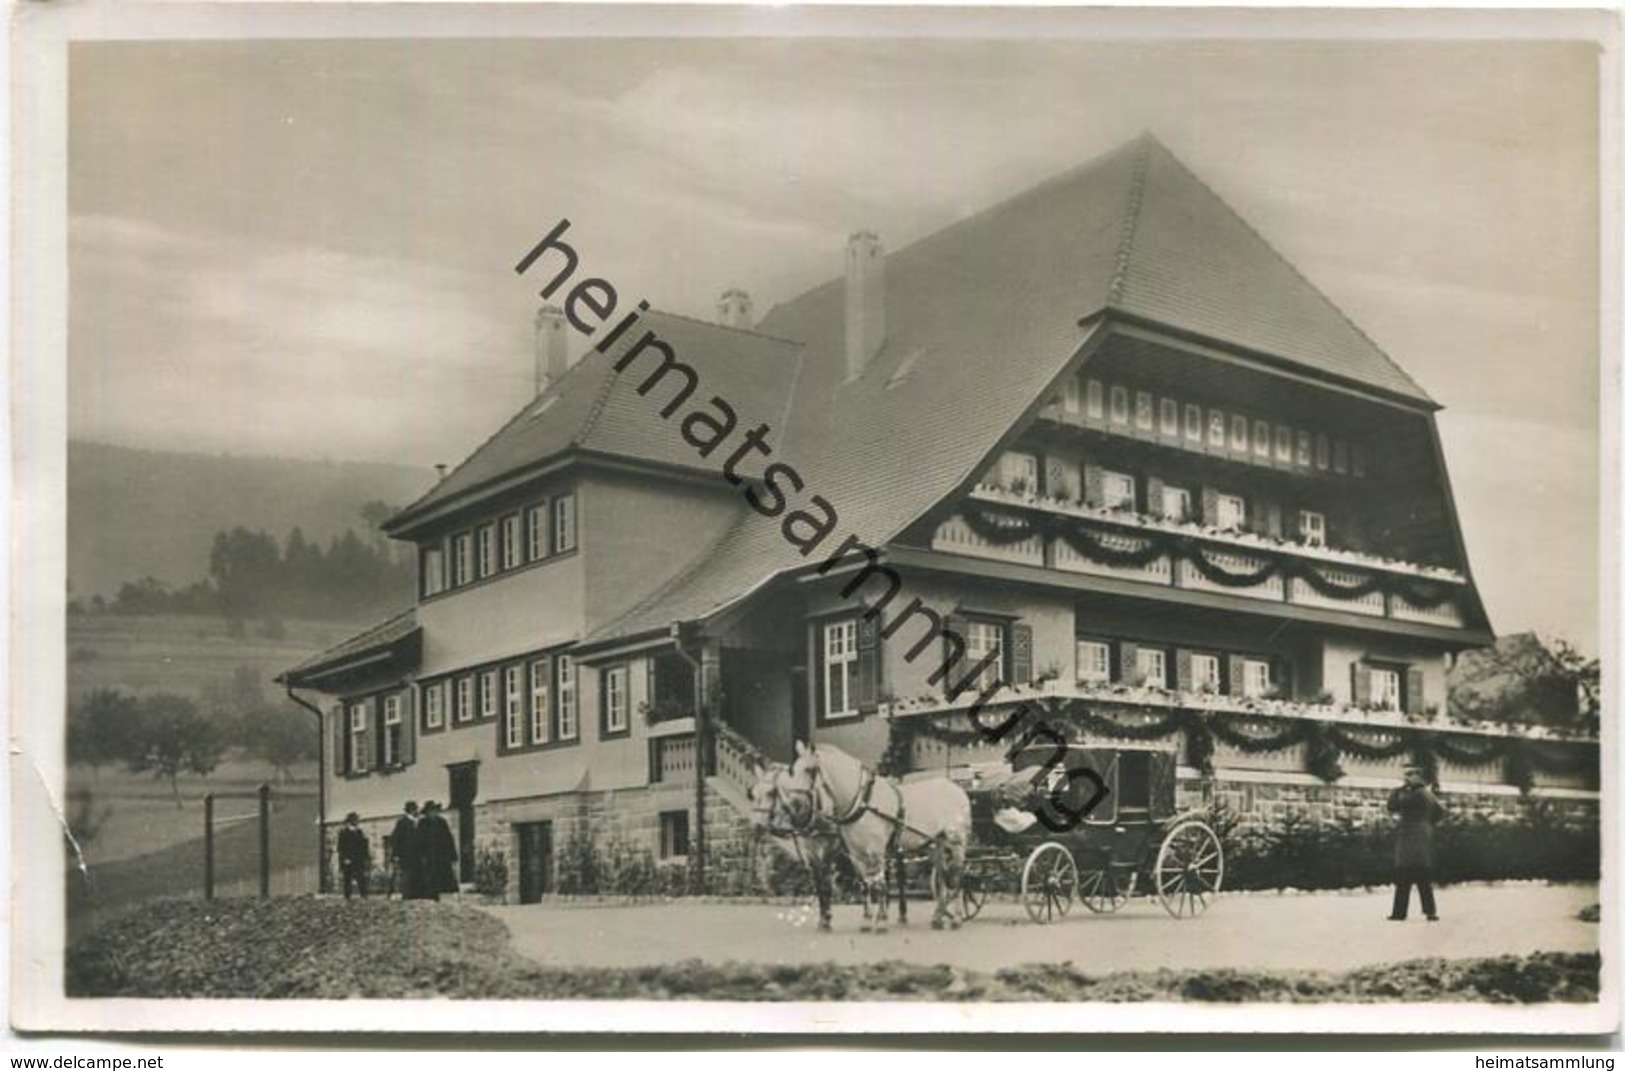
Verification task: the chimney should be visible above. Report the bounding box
[533,304,569,395]
[717,288,754,330]
[844,230,885,380]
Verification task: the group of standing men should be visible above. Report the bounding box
[335,800,459,900]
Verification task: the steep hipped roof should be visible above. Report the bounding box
[387,311,802,531]
[583,134,1442,643]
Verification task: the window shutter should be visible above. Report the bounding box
[1010,623,1033,685]
[1145,476,1165,519]
[1201,487,1221,526]
[399,689,416,767]
[1175,648,1193,692]
[331,703,346,776]
[1404,666,1427,714]
[1082,464,1104,508]
[1352,663,1373,707]
[1116,640,1140,685]
[856,614,880,713]
[1226,654,1247,697]
[647,657,658,711]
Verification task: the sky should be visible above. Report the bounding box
[66,35,1604,651]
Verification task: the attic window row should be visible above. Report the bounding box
[1056,375,1367,480]
[420,491,577,598]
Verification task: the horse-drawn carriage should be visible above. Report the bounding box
[750,738,1223,930]
[951,742,1224,922]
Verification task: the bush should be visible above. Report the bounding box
[474,845,509,899]
[1211,800,1599,892]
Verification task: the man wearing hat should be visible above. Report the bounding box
[337,812,371,900]
[389,801,421,900]
[418,800,460,902]
[1387,764,1447,921]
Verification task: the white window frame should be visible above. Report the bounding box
[1161,485,1191,523]
[1108,385,1130,425]
[476,524,495,579]
[1315,434,1331,470]
[1190,653,1222,694]
[1001,451,1039,494]
[1184,404,1203,442]
[1085,379,1104,419]
[1134,391,1155,431]
[552,493,577,554]
[822,619,859,719]
[556,655,578,740]
[526,502,549,561]
[453,534,473,586]
[1230,414,1249,452]
[1241,658,1273,699]
[1102,470,1136,512]
[1370,667,1402,712]
[1062,376,1080,414]
[480,670,498,721]
[1136,648,1168,690]
[348,702,369,774]
[455,676,474,724]
[422,545,445,598]
[962,619,1006,691]
[529,659,551,745]
[1158,398,1179,437]
[603,664,629,735]
[382,694,403,767]
[1274,425,1293,462]
[1207,410,1227,448]
[1216,493,1247,532]
[501,513,522,570]
[503,666,525,748]
[423,681,444,730]
[1253,419,1271,458]
[1075,640,1112,684]
[1299,510,1327,547]
[1297,431,1313,467]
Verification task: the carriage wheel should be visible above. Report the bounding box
[959,873,987,921]
[1154,820,1224,919]
[1020,842,1078,924]
[1078,867,1133,913]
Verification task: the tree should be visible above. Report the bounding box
[66,688,141,781]
[242,702,318,783]
[1449,632,1598,735]
[125,694,224,807]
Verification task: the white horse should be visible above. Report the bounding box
[746,759,841,931]
[793,741,971,931]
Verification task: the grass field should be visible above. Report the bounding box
[67,612,368,703]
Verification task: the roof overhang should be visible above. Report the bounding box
[279,626,423,691]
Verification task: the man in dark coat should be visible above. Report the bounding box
[418,800,460,901]
[389,801,421,900]
[337,812,371,900]
[1387,764,1447,921]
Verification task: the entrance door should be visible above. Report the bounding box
[516,821,553,904]
[447,761,479,885]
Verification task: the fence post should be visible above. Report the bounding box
[204,793,215,900]
[258,783,271,899]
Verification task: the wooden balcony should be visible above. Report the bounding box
[926,487,1468,629]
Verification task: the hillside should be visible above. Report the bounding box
[68,441,436,599]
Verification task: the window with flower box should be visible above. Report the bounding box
[1076,639,1111,684]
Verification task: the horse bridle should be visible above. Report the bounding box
[755,771,822,839]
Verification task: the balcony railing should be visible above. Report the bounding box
[927,487,1468,628]
[879,678,1594,743]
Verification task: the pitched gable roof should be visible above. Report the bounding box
[387,311,801,531]
[585,135,1442,643]
[1110,137,1431,403]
